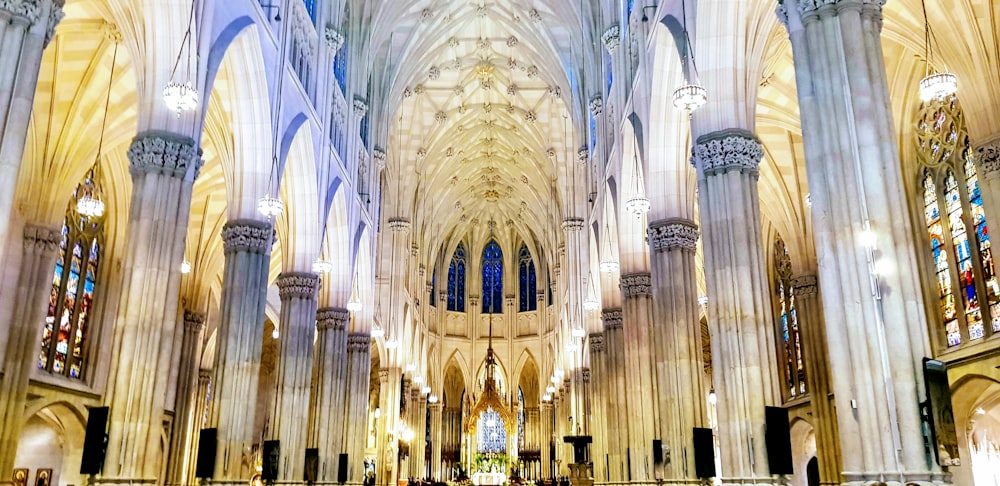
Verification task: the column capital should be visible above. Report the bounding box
[469,294,480,306]
[589,96,603,116]
[387,217,411,232]
[620,272,652,298]
[317,307,350,330]
[127,131,203,180]
[198,368,213,381]
[601,25,620,52]
[791,273,819,296]
[183,310,206,333]
[581,368,591,383]
[691,128,763,176]
[22,224,60,254]
[601,308,623,329]
[647,218,699,252]
[561,217,584,231]
[222,219,273,254]
[353,96,369,118]
[324,26,345,51]
[378,369,390,383]
[429,403,443,412]
[792,0,885,19]
[347,333,371,353]
[588,332,604,352]
[540,402,554,412]
[976,138,1000,179]
[0,0,47,24]
[276,272,320,300]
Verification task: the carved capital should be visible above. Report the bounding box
[690,128,763,177]
[976,138,1000,179]
[581,368,591,383]
[44,1,65,46]
[324,25,345,51]
[317,307,350,330]
[22,224,60,255]
[373,148,387,169]
[387,217,411,232]
[184,310,206,333]
[794,0,885,20]
[589,332,604,352]
[276,272,320,300]
[620,272,652,298]
[561,217,584,232]
[601,308,623,329]
[791,274,819,296]
[127,131,203,180]
[222,219,273,255]
[348,333,371,353]
[577,147,590,164]
[647,219,699,252]
[378,369,390,383]
[0,0,42,23]
[468,294,480,306]
[353,96,369,117]
[589,96,603,116]
[601,25,620,52]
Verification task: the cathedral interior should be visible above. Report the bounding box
[0,0,999,486]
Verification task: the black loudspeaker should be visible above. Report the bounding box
[262,440,280,481]
[692,427,715,479]
[80,406,110,475]
[923,358,960,466]
[337,453,349,484]
[304,448,319,483]
[764,406,794,475]
[652,439,663,466]
[196,428,217,479]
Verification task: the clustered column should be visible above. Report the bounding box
[343,333,372,483]
[166,310,207,486]
[271,272,321,481]
[209,219,273,485]
[0,225,60,476]
[429,402,443,479]
[310,307,350,481]
[376,368,403,486]
[102,132,203,485]
[691,129,778,484]
[647,218,706,483]
[619,273,656,481]
[587,332,606,482]
[540,402,554,478]
[600,308,627,482]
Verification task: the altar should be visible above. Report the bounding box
[471,472,506,486]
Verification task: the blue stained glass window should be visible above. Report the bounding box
[430,269,437,307]
[334,52,348,94]
[478,408,507,454]
[924,172,960,345]
[518,244,537,312]
[517,387,526,448]
[448,243,466,312]
[303,0,317,22]
[482,240,503,314]
[964,155,1000,333]
[773,236,805,399]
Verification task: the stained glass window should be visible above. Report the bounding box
[482,240,503,314]
[773,236,805,399]
[431,268,437,307]
[517,387,526,449]
[39,169,104,379]
[478,408,507,454]
[518,244,537,312]
[916,95,998,347]
[448,243,466,312]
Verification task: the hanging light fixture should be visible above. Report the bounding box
[385,338,399,349]
[163,3,198,114]
[180,260,192,274]
[311,258,334,274]
[599,223,618,272]
[672,0,707,113]
[917,0,957,101]
[429,394,439,404]
[347,297,363,313]
[371,323,385,338]
[421,386,431,395]
[542,394,552,401]
[625,138,650,216]
[582,272,600,310]
[572,327,587,338]
[257,192,284,218]
[78,38,120,219]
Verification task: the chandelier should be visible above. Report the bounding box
[672,84,708,112]
[163,3,199,115]
[180,260,192,274]
[917,0,957,102]
[311,258,334,274]
[626,138,649,216]
[257,194,284,218]
[625,194,650,215]
[77,194,105,218]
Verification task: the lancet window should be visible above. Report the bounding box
[448,243,466,312]
[916,95,999,347]
[773,235,806,399]
[39,169,105,379]
[518,244,537,312]
[482,240,503,314]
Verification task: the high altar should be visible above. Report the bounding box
[465,318,516,486]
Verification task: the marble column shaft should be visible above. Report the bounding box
[540,402,553,478]
[647,219,706,483]
[271,272,320,481]
[376,368,403,486]
[344,334,372,483]
[691,129,778,484]
[587,333,607,482]
[429,403,443,479]
[102,132,202,484]
[186,369,212,486]
[790,274,841,486]
[620,273,657,481]
[310,308,350,481]
[0,1,63,261]
[0,224,61,475]
[781,1,945,483]
[165,311,207,486]
[208,219,273,484]
[601,309,627,482]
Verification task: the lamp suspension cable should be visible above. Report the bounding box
[163,0,199,114]
[917,0,957,101]
[671,0,707,113]
[77,38,119,219]
[258,3,291,219]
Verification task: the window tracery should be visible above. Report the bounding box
[482,240,503,314]
[916,95,999,347]
[773,235,805,399]
[448,243,466,312]
[39,168,105,379]
[518,244,536,312]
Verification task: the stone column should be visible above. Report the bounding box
[600,309,627,482]
[781,1,947,483]
[101,132,202,485]
[186,368,212,486]
[691,129,778,484]
[647,219,706,483]
[619,273,656,481]
[975,141,1000,239]
[540,402,554,478]
[166,311,207,486]
[587,333,607,482]
[0,225,60,476]
[310,308,350,481]
[791,274,841,486]
[429,403,443,479]
[208,219,273,485]
[413,393,428,478]
[0,0,63,261]
[343,333,372,483]
[271,272,320,481]
[376,368,403,486]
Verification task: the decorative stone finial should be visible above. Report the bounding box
[647,219,699,252]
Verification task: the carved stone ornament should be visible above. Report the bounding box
[601,25,620,52]
[601,308,623,329]
[528,8,542,22]
[468,294,480,306]
[45,1,65,46]
[0,0,42,23]
[387,217,411,232]
[347,333,371,353]
[647,219,699,252]
[620,272,653,298]
[353,96,369,118]
[976,139,1000,179]
[276,272,320,300]
[791,274,819,296]
[324,25,345,51]
[378,368,390,382]
[589,333,605,352]
[561,217,584,232]
[317,307,350,330]
[577,147,589,164]
[373,148,387,169]
[221,219,274,255]
[22,224,60,254]
[690,128,764,177]
[581,368,591,383]
[589,96,604,116]
[128,131,203,180]
[184,310,207,332]
[794,0,886,18]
